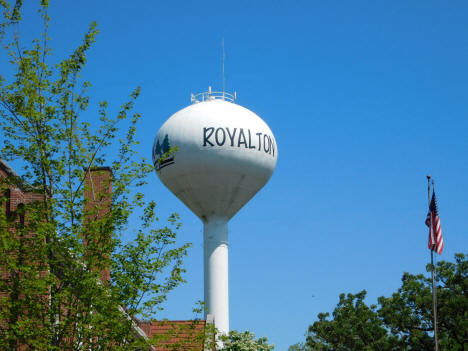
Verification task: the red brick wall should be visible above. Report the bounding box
[0,162,47,351]
[83,167,113,284]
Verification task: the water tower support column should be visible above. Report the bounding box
[203,217,229,334]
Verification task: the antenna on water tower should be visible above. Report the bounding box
[222,38,226,98]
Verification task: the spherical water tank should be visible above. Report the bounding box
[153,97,277,220]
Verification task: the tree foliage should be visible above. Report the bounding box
[290,253,467,351]
[0,1,189,349]
[378,253,468,351]
[218,330,274,351]
[305,291,401,351]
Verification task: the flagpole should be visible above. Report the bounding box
[427,175,439,351]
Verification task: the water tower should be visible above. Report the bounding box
[152,88,277,334]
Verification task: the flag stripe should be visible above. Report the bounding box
[425,191,443,255]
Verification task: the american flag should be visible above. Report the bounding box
[425,191,444,255]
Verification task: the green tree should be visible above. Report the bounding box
[218,330,274,351]
[0,1,189,349]
[291,253,467,351]
[288,343,310,351]
[303,291,400,351]
[378,253,468,351]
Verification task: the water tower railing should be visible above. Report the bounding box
[191,90,236,103]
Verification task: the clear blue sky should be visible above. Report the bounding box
[6,1,468,350]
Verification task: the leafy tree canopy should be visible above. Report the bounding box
[0,1,189,349]
[290,253,467,351]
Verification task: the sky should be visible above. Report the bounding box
[3,1,468,350]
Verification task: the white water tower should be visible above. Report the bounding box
[152,88,277,334]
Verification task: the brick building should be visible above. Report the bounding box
[0,159,208,350]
